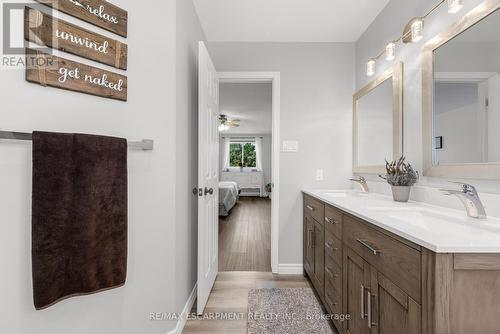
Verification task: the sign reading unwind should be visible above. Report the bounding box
[25,7,127,70]
[26,48,127,101]
[35,0,128,37]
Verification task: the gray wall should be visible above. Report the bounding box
[208,42,355,265]
[0,0,204,333]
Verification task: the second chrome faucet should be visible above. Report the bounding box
[440,182,487,219]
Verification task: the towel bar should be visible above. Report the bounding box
[0,131,154,150]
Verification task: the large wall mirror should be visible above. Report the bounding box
[423,0,500,179]
[353,63,403,174]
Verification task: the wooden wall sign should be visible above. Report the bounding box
[26,48,127,101]
[35,0,128,37]
[25,7,127,70]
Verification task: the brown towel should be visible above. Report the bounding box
[32,132,128,310]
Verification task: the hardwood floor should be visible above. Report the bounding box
[218,197,271,272]
[182,272,311,334]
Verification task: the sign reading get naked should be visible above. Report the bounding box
[35,0,128,37]
[26,49,127,101]
[25,7,127,70]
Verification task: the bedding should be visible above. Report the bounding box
[219,181,239,216]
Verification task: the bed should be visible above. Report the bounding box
[219,181,239,216]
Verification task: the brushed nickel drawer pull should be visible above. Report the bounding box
[361,284,365,319]
[325,217,336,224]
[306,205,315,211]
[325,266,338,279]
[356,239,380,255]
[367,291,372,328]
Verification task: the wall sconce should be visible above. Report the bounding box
[386,42,396,61]
[411,18,424,42]
[448,0,463,13]
[366,59,376,76]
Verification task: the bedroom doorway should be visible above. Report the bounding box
[217,72,280,274]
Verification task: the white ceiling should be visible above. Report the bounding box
[219,82,272,135]
[192,0,390,42]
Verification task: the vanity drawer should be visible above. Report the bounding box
[325,255,342,295]
[325,277,342,319]
[325,229,342,267]
[304,195,325,224]
[325,205,343,239]
[343,215,422,303]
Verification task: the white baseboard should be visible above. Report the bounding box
[278,264,303,275]
[166,283,197,334]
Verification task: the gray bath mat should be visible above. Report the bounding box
[247,288,334,334]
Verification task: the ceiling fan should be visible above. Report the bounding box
[218,114,240,132]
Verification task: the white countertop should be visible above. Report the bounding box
[303,189,500,253]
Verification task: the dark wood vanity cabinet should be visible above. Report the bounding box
[303,194,500,334]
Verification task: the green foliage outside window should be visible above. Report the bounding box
[229,142,256,168]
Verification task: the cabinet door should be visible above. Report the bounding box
[313,220,325,294]
[368,269,421,334]
[344,247,370,334]
[303,215,314,275]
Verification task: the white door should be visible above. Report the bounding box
[197,41,219,314]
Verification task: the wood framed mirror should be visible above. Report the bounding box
[353,62,403,174]
[423,0,500,179]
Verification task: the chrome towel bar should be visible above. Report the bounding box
[0,130,154,151]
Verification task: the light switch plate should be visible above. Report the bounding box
[282,141,299,152]
[316,169,324,181]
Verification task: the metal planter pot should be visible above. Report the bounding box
[391,186,411,202]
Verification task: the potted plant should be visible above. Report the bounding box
[379,156,419,202]
[265,183,273,199]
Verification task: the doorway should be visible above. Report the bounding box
[217,72,280,275]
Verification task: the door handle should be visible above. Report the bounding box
[204,187,214,196]
[367,291,377,329]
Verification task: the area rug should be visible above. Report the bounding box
[247,288,334,334]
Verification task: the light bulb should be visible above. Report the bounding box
[386,42,396,61]
[218,124,226,132]
[411,19,424,43]
[224,124,230,131]
[447,0,463,13]
[366,59,376,76]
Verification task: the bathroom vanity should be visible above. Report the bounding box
[303,190,500,334]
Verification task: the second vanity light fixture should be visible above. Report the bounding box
[366,0,464,76]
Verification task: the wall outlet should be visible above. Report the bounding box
[316,169,324,181]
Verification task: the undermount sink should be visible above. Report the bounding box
[323,190,367,198]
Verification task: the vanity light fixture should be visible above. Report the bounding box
[386,42,396,61]
[366,59,376,76]
[448,0,463,13]
[411,18,424,42]
[365,0,466,76]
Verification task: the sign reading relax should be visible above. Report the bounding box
[25,7,127,70]
[26,49,127,101]
[35,0,128,37]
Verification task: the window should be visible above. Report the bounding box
[229,142,256,168]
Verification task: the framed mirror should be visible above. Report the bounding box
[423,0,500,179]
[353,63,403,174]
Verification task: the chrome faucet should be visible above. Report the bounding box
[350,176,369,193]
[440,182,487,219]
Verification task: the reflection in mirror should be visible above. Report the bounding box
[433,9,500,165]
[353,63,403,174]
[356,79,393,166]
